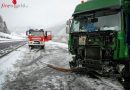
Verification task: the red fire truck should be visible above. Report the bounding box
[26,29,52,49]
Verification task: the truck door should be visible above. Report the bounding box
[44,31,52,41]
[47,31,52,40]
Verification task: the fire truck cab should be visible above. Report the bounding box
[26,29,52,49]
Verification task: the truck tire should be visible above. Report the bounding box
[29,45,31,48]
[29,45,34,49]
[69,56,78,68]
[41,45,45,49]
[121,62,130,89]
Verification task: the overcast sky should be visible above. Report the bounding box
[0,0,85,33]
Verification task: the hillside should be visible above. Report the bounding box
[0,16,10,34]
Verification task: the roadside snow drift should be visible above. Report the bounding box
[0,32,25,42]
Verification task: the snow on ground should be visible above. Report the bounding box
[0,38,9,41]
[1,41,124,90]
[47,41,68,49]
[10,32,25,40]
[0,45,28,89]
[0,32,25,43]
[0,41,26,57]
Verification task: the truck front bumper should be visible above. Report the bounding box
[28,41,45,46]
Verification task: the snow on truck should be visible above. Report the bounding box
[66,0,130,84]
[26,29,52,49]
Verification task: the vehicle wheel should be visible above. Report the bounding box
[69,56,78,68]
[29,45,31,49]
[121,62,130,89]
[30,46,34,49]
[41,45,45,49]
[69,61,77,68]
[124,62,130,82]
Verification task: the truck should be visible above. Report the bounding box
[66,0,130,83]
[26,29,52,49]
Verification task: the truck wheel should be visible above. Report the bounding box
[69,56,78,68]
[124,62,130,82]
[41,45,45,49]
[29,46,34,49]
[122,62,130,89]
[69,61,77,68]
[29,45,31,49]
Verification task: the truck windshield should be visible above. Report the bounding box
[71,10,121,32]
[29,31,43,36]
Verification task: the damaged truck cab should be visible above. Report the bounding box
[67,0,130,82]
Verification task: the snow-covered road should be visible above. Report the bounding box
[0,44,27,89]
[0,41,124,90]
[0,41,26,57]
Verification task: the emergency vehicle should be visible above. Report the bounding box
[26,29,52,49]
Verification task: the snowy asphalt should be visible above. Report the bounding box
[0,41,26,57]
[0,41,22,50]
[0,41,124,90]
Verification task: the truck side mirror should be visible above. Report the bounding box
[45,31,47,37]
[66,19,72,34]
[26,31,29,35]
[66,19,71,25]
[66,26,70,34]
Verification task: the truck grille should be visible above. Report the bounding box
[34,41,40,44]
[85,46,101,60]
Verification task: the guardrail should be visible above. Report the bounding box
[0,41,26,58]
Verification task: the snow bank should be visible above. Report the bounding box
[0,32,25,42]
[0,45,27,89]
[47,41,68,49]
